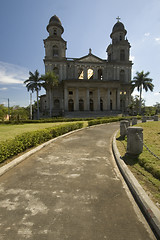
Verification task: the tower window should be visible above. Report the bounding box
[53,45,59,57]
[53,67,59,76]
[120,70,125,81]
[54,29,57,35]
[120,49,125,61]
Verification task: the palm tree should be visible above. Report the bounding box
[131,71,154,114]
[41,71,58,117]
[24,70,42,120]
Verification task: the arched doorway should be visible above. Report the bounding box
[54,99,60,109]
[90,99,94,111]
[79,99,84,111]
[110,100,112,110]
[100,98,103,111]
[68,99,74,112]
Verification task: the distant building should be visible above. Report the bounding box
[40,15,133,117]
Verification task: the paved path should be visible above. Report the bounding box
[0,123,156,240]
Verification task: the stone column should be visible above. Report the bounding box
[107,88,110,110]
[75,88,79,110]
[83,67,86,79]
[75,66,78,79]
[125,92,129,110]
[64,87,68,111]
[154,115,159,121]
[120,120,130,138]
[132,117,137,125]
[127,127,143,155]
[59,64,63,81]
[86,88,89,110]
[142,116,147,122]
[97,88,100,110]
[117,89,120,110]
[94,67,98,80]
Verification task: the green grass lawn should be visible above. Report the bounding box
[116,121,160,207]
[0,121,88,142]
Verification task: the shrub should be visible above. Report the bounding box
[0,122,83,163]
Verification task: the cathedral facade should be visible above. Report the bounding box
[40,15,133,117]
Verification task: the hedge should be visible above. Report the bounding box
[0,117,93,125]
[0,122,83,163]
[88,116,141,126]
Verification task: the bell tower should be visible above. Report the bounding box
[43,15,67,73]
[107,17,131,62]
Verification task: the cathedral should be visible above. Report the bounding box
[40,15,133,117]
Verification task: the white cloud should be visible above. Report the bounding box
[130,55,135,62]
[154,92,160,96]
[144,32,150,37]
[155,37,160,43]
[0,61,28,85]
[0,87,7,91]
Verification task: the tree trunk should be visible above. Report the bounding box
[36,90,39,120]
[49,89,52,118]
[139,86,142,115]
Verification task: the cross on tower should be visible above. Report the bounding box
[116,16,121,22]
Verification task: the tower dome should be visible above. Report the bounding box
[47,15,64,33]
[110,19,127,38]
[49,15,62,25]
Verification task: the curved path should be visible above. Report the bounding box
[0,123,156,239]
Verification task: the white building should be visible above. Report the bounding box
[40,15,133,117]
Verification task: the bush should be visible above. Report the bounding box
[0,117,93,125]
[88,116,123,126]
[0,122,83,163]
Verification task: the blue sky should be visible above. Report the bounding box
[0,0,160,107]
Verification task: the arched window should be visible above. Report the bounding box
[53,45,59,57]
[87,69,93,79]
[54,99,60,109]
[79,99,84,111]
[54,29,57,35]
[98,69,103,80]
[53,67,59,76]
[120,49,125,61]
[120,70,125,82]
[100,98,103,111]
[78,68,84,79]
[90,99,94,111]
[68,99,74,112]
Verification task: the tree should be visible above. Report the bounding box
[24,70,42,119]
[0,104,8,121]
[40,71,58,117]
[128,95,145,115]
[131,71,154,114]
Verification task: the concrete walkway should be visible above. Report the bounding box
[0,123,156,240]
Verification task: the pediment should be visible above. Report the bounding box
[77,54,104,63]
